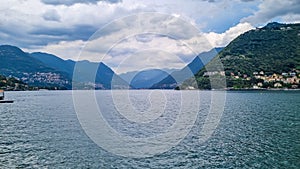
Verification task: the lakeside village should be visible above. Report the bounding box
[204,69,300,89]
[1,70,300,91]
[0,72,69,91]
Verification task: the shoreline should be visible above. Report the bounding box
[226,88,300,91]
[3,88,300,92]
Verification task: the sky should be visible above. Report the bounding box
[1,0,300,73]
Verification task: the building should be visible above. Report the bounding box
[274,83,282,88]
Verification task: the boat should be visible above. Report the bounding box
[0,90,14,103]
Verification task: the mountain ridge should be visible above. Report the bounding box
[191,22,300,90]
[0,45,129,89]
[151,47,223,89]
[0,45,71,89]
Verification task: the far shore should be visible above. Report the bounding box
[3,88,300,92]
[226,88,300,91]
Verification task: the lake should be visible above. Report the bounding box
[0,90,299,168]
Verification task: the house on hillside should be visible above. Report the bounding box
[274,83,282,88]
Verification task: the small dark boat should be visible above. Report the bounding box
[0,90,14,103]
[0,100,14,103]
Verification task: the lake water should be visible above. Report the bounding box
[0,90,299,168]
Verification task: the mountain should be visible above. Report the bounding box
[119,68,177,89]
[71,60,129,89]
[0,45,52,74]
[151,48,223,89]
[120,68,177,84]
[30,52,74,77]
[30,52,129,89]
[124,69,170,89]
[193,22,300,89]
[0,45,70,89]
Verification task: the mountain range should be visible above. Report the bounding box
[151,48,223,89]
[119,68,178,89]
[0,45,71,89]
[0,45,211,90]
[0,45,129,89]
[2,22,298,90]
[31,52,129,89]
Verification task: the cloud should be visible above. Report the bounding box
[28,40,86,60]
[2,0,300,74]
[280,14,300,23]
[29,24,98,41]
[242,0,300,25]
[0,0,260,50]
[77,13,204,61]
[0,0,147,49]
[203,0,255,2]
[135,34,154,43]
[42,9,61,21]
[41,0,121,6]
[35,15,253,74]
[107,50,186,74]
[202,0,216,2]
[204,22,254,47]
[34,34,191,74]
[32,13,208,73]
[25,11,254,74]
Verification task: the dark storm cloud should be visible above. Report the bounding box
[0,22,99,49]
[40,0,121,6]
[29,24,98,41]
[0,29,56,49]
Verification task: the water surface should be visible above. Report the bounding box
[0,90,299,168]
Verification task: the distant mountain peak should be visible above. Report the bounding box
[151,48,222,89]
[0,45,26,55]
[264,22,284,28]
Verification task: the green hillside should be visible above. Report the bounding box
[0,74,29,91]
[0,45,71,89]
[193,22,300,89]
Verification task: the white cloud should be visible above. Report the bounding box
[108,50,186,74]
[41,0,121,6]
[33,17,254,74]
[0,0,148,48]
[28,40,86,60]
[281,14,300,24]
[204,22,254,47]
[242,0,300,25]
[73,13,203,73]
[1,0,293,50]
[2,0,300,74]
